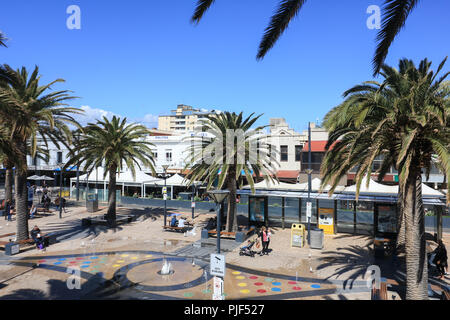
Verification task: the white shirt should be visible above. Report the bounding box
[178,219,185,228]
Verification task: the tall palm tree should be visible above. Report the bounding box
[184,111,278,232]
[191,0,425,74]
[0,126,19,205]
[0,64,80,241]
[320,57,449,300]
[65,116,156,227]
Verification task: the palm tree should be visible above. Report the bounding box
[0,64,81,241]
[191,0,425,74]
[0,126,19,205]
[320,57,449,300]
[184,111,278,232]
[65,116,156,227]
[0,32,6,47]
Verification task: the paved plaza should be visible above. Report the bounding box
[0,203,448,300]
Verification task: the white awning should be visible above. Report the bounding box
[243,177,331,192]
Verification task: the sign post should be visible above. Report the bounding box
[212,276,224,300]
[210,253,225,300]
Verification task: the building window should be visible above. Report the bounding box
[280,146,288,162]
[166,150,172,162]
[56,151,63,164]
[295,145,302,162]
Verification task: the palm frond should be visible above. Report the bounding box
[257,0,306,60]
[372,0,420,76]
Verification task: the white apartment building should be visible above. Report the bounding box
[158,104,217,132]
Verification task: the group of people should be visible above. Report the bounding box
[258,226,271,256]
[170,215,187,228]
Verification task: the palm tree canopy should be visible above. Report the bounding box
[0,64,82,170]
[373,0,420,75]
[192,0,427,74]
[321,57,450,203]
[184,111,278,192]
[65,116,157,179]
[0,32,7,47]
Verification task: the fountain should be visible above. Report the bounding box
[159,258,174,275]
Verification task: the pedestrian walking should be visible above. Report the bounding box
[4,199,11,221]
[259,226,270,256]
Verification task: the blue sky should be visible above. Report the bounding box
[1,0,449,132]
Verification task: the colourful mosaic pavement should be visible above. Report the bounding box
[1,250,337,299]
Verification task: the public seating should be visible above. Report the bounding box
[163,225,190,233]
[371,281,388,300]
[0,232,57,255]
[203,225,255,242]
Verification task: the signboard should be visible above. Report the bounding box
[210,253,225,278]
[162,187,167,194]
[11,243,20,255]
[318,208,334,235]
[306,202,312,219]
[191,202,195,208]
[163,194,167,201]
[212,276,224,300]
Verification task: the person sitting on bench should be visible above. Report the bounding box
[170,215,178,227]
[178,217,186,228]
[30,225,45,251]
[205,217,216,230]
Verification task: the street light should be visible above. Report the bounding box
[306,121,312,246]
[57,162,64,219]
[162,164,170,227]
[208,189,230,254]
[191,182,200,220]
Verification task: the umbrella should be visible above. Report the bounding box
[39,175,54,181]
[27,175,42,180]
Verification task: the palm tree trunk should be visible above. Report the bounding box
[226,176,238,232]
[402,170,428,300]
[396,184,406,253]
[14,150,29,241]
[4,161,13,203]
[106,166,117,228]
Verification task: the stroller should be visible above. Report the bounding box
[239,239,257,257]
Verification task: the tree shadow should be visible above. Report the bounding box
[0,273,115,300]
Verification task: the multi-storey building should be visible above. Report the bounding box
[158,104,216,132]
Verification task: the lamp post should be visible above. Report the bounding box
[191,182,200,220]
[58,163,64,219]
[209,190,230,254]
[162,164,170,227]
[306,121,312,245]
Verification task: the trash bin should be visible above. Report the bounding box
[291,224,305,248]
[310,228,324,249]
[86,199,98,213]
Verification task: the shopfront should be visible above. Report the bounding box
[241,189,445,238]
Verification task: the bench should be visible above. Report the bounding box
[371,281,388,300]
[207,230,236,238]
[442,289,450,300]
[163,225,190,233]
[0,232,57,255]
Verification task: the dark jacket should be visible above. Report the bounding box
[30,228,42,241]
